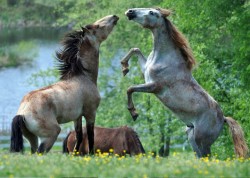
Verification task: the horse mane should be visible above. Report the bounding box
[156,8,196,70]
[124,126,145,154]
[55,28,90,80]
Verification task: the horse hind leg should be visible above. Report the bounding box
[21,125,38,154]
[186,125,202,158]
[192,114,224,158]
[37,124,61,153]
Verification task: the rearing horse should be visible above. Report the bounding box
[10,15,119,154]
[121,8,248,158]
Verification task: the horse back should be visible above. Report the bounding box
[65,126,145,156]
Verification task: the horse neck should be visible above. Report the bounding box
[150,25,183,64]
[87,57,99,85]
[80,51,100,85]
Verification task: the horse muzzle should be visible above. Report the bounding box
[113,15,119,25]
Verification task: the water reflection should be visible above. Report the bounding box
[0,27,67,130]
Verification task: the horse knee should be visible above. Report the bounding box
[127,87,134,95]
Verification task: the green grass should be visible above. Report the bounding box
[0,150,249,178]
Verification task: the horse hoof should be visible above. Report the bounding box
[123,68,129,76]
[132,113,139,121]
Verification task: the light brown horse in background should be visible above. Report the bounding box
[121,7,248,158]
[63,126,145,156]
[10,15,119,154]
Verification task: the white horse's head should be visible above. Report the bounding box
[125,8,171,29]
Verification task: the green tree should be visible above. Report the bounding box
[27,0,249,158]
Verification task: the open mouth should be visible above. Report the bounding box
[127,14,136,20]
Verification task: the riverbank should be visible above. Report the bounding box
[0,1,56,68]
[0,1,60,29]
[0,26,68,68]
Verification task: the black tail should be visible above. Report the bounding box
[62,132,71,153]
[10,115,25,153]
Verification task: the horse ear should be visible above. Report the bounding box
[155,7,172,17]
[84,24,99,30]
[81,26,90,34]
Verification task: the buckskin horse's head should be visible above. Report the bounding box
[83,15,119,46]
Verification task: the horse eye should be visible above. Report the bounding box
[149,11,154,15]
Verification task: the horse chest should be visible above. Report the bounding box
[144,62,168,83]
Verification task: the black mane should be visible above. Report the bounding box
[56,29,88,80]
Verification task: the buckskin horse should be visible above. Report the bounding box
[121,7,248,158]
[10,15,119,154]
[63,126,145,156]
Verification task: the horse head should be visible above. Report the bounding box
[125,8,171,29]
[83,15,119,46]
[56,15,119,80]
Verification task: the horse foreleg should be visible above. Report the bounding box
[127,82,162,121]
[121,48,146,76]
[73,117,83,154]
[86,120,95,155]
[84,112,96,155]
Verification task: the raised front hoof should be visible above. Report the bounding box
[131,112,139,121]
[128,106,138,120]
[122,68,129,76]
[128,109,138,121]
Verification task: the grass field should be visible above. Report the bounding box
[0,150,249,178]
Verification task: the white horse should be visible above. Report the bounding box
[121,8,248,158]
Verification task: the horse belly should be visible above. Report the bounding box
[156,83,209,120]
[57,104,83,124]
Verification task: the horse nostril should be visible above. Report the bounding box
[128,9,134,14]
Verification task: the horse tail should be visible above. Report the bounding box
[62,131,71,153]
[126,127,145,155]
[224,116,249,158]
[10,115,25,153]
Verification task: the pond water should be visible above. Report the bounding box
[0,27,67,131]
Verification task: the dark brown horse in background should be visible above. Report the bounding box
[10,15,119,154]
[63,126,145,156]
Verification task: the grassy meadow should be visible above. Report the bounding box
[0,150,249,178]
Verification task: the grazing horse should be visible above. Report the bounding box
[10,15,119,154]
[63,126,145,156]
[121,7,249,158]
